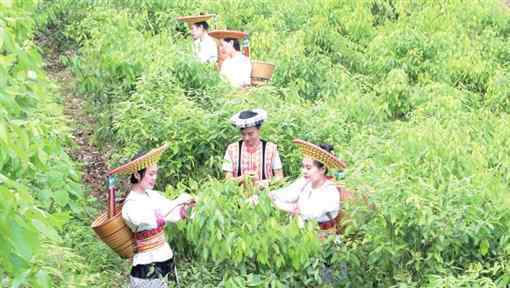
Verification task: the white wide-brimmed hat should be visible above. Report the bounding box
[230,108,267,129]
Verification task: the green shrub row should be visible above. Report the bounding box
[37,0,510,286]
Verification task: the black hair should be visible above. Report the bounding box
[192,21,209,31]
[130,150,147,184]
[224,37,241,51]
[313,143,334,175]
[238,110,263,130]
[239,110,257,119]
[240,123,262,131]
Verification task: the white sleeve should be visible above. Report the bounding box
[205,39,218,63]
[271,146,282,171]
[165,206,185,223]
[242,60,252,86]
[271,177,306,204]
[121,200,153,232]
[199,39,218,63]
[220,61,234,85]
[221,57,251,87]
[154,191,191,223]
[300,185,340,220]
[121,200,138,232]
[222,146,234,172]
[192,40,200,60]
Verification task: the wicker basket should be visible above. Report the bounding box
[251,61,275,86]
[91,206,135,259]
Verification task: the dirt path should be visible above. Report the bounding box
[38,34,110,200]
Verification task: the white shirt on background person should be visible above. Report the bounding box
[193,34,218,63]
[220,53,252,87]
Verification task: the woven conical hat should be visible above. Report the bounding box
[109,144,169,176]
[293,139,346,170]
[209,30,248,40]
[176,14,215,25]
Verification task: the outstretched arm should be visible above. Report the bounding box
[270,191,298,214]
[162,193,195,223]
[267,177,305,213]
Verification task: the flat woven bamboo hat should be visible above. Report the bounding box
[209,30,248,40]
[176,14,215,25]
[293,139,346,171]
[109,144,169,176]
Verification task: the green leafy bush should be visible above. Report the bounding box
[167,180,324,286]
[36,0,510,286]
[0,1,85,286]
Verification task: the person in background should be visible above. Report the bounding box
[191,21,218,63]
[177,14,217,63]
[218,37,252,87]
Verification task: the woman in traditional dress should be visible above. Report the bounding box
[251,139,347,236]
[118,144,196,287]
[223,108,284,189]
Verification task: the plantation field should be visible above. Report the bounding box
[2,0,510,287]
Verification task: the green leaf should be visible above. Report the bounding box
[11,270,30,288]
[0,0,14,9]
[0,120,7,142]
[10,219,38,261]
[53,188,70,207]
[480,239,489,256]
[0,26,4,51]
[31,219,60,242]
[33,271,50,288]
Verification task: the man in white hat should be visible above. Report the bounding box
[223,109,284,188]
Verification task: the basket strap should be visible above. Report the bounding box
[261,140,267,180]
[107,175,117,218]
[242,34,250,57]
[237,140,243,177]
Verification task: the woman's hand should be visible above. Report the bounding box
[179,199,196,219]
[255,179,269,189]
[231,175,245,184]
[177,193,195,205]
[247,194,259,206]
[290,205,300,216]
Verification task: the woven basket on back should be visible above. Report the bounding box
[91,205,135,259]
[251,61,275,86]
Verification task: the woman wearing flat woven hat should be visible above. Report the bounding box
[209,30,252,88]
[114,144,195,287]
[223,109,284,189]
[176,14,218,64]
[252,139,347,237]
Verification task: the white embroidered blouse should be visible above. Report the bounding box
[271,177,340,223]
[121,189,191,266]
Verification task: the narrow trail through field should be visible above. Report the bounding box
[39,35,110,200]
